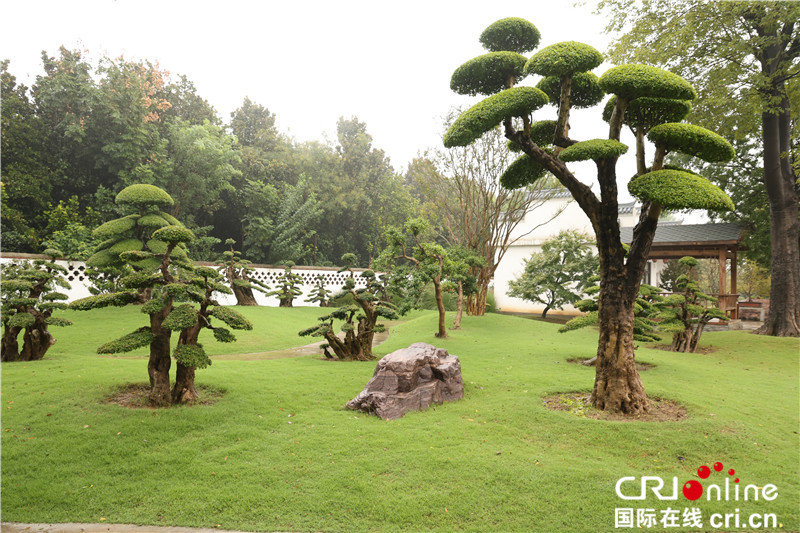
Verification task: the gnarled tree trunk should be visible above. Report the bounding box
[1,325,23,362]
[593,269,649,413]
[453,282,465,330]
[20,321,55,361]
[433,276,447,338]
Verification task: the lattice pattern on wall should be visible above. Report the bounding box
[0,254,375,306]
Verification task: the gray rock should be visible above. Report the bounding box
[346,342,464,420]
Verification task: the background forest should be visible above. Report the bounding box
[1,49,420,267]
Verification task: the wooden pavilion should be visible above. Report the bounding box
[621,222,746,319]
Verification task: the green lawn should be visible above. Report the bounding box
[1,308,798,533]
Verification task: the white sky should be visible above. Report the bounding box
[3,0,706,219]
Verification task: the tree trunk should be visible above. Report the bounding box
[541,305,551,319]
[171,325,201,404]
[433,277,447,338]
[148,306,172,406]
[453,282,464,330]
[1,326,22,362]
[232,285,258,306]
[592,284,649,413]
[756,94,800,337]
[671,330,691,353]
[279,298,293,308]
[20,321,55,361]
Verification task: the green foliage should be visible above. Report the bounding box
[528,120,558,146]
[499,155,548,190]
[598,64,696,101]
[559,139,628,162]
[305,274,332,307]
[524,41,603,77]
[507,231,599,317]
[479,17,541,53]
[115,184,175,209]
[450,52,529,96]
[69,291,137,311]
[163,305,199,331]
[93,216,138,239]
[96,327,154,354]
[212,327,236,343]
[536,72,604,109]
[266,265,304,306]
[443,87,549,147]
[210,306,253,330]
[151,225,195,245]
[602,96,692,131]
[648,122,735,162]
[628,169,735,211]
[137,214,170,229]
[173,343,211,369]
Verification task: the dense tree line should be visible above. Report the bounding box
[1,48,417,267]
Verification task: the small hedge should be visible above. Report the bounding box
[97,327,154,354]
[479,17,541,53]
[536,71,604,109]
[444,87,549,147]
[559,139,629,162]
[524,41,603,77]
[450,52,529,96]
[499,154,548,190]
[628,169,735,211]
[529,120,558,146]
[647,122,735,162]
[599,64,696,101]
[93,216,138,239]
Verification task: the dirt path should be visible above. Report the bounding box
[1,523,297,533]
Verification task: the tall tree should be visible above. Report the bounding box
[597,0,800,336]
[1,61,53,251]
[445,17,734,413]
[408,121,558,316]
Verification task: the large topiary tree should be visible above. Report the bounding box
[446,18,735,413]
[71,184,253,405]
[299,254,398,361]
[1,251,72,362]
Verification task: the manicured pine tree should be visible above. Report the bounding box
[219,238,270,306]
[446,17,734,412]
[652,256,726,353]
[304,274,332,307]
[1,250,72,362]
[299,253,398,361]
[71,184,252,405]
[267,261,304,307]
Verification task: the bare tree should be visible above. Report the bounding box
[409,118,561,315]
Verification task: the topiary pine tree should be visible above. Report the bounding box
[219,238,270,306]
[304,274,332,307]
[1,250,72,362]
[71,184,252,406]
[267,261,304,307]
[446,18,735,413]
[652,256,726,353]
[299,253,398,361]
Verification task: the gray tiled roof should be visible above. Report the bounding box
[620,223,744,244]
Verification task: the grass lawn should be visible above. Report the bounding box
[1,307,798,532]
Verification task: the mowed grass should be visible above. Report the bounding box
[1,308,798,533]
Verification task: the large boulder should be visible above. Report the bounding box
[346,342,464,420]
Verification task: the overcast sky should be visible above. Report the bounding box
[2,0,619,164]
[3,0,701,216]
